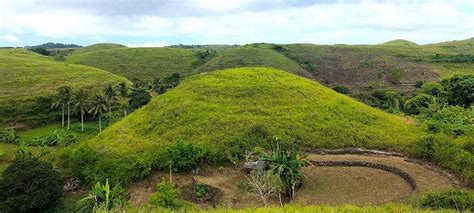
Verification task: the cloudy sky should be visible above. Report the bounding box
[0,0,473,47]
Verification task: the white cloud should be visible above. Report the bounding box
[0,34,21,43]
[126,41,168,48]
[0,0,472,45]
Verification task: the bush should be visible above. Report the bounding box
[0,157,63,212]
[418,81,445,97]
[75,179,125,212]
[441,75,474,107]
[149,180,185,209]
[420,190,473,211]
[28,130,78,147]
[404,94,435,115]
[332,85,350,94]
[164,141,202,172]
[0,128,20,144]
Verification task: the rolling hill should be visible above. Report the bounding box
[0,48,130,127]
[71,43,126,55]
[194,47,306,75]
[67,47,197,81]
[66,67,426,183]
[382,39,418,46]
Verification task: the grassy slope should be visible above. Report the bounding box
[194,47,305,75]
[382,39,418,46]
[67,47,197,81]
[71,43,126,55]
[0,49,129,126]
[73,68,425,183]
[279,38,473,91]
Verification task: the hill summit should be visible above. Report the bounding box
[382,39,418,45]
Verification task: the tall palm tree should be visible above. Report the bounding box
[89,94,107,133]
[55,86,72,128]
[104,85,118,116]
[116,82,129,116]
[73,89,89,132]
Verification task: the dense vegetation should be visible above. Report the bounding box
[62,67,426,185]
[0,49,129,127]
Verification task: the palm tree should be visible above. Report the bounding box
[104,85,117,116]
[89,94,107,133]
[54,86,72,128]
[50,94,64,127]
[73,89,89,132]
[116,82,129,116]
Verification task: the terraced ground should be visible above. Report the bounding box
[0,48,129,127]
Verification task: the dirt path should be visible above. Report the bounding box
[128,153,458,208]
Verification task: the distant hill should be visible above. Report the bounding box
[69,67,425,183]
[67,47,197,81]
[72,43,126,55]
[382,39,418,46]
[26,42,81,49]
[0,48,130,127]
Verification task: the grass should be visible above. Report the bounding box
[0,48,130,127]
[71,43,126,55]
[194,47,305,75]
[382,39,418,46]
[67,47,198,81]
[19,120,105,142]
[65,67,426,184]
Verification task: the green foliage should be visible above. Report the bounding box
[164,141,202,172]
[194,183,207,198]
[152,73,181,94]
[441,75,474,107]
[360,90,403,113]
[420,190,474,211]
[404,94,435,115]
[415,136,474,187]
[0,128,20,144]
[128,87,151,111]
[332,85,350,94]
[149,180,185,210]
[76,179,125,212]
[431,53,474,63]
[257,138,310,199]
[0,157,63,212]
[28,130,78,146]
[28,47,50,55]
[418,106,473,136]
[418,81,445,97]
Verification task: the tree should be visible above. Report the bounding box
[418,81,445,98]
[128,87,151,111]
[116,82,130,116]
[257,138,310,200]
[0,157,63,212]
[89,94,107,132]
[56,86,72,129]
[104,84,118,116]
[244,170,283,206]
[404,94,435,115]
[441,75,474,107]
[73,89,89,132]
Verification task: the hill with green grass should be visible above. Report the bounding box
[71,43,126,55]
[382,39,418,46]
[0,48,129,127]
[66,67,426,184]
[194,47,306,75]
[67,47,197,81]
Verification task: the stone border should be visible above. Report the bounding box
[310,160,418,190]
[305,147,405,157]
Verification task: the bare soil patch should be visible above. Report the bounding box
[128,154,457,209]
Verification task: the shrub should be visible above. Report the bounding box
[404,94,435,115]
[418,81,445,97]
[0,157,63,212]
[149,180,185,209]
[28,130,78,147]
[332,85,350,94]
[420,190,473,211]
[76,179,125,212]
[128,87,151,111]
[441,75,474,107]
[194,183,207,198]
[164,141,202,172]
[0,128,20,144]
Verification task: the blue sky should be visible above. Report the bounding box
[0,0,473,47]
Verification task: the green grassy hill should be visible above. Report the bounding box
[67,47,197,81]
[194,47,305,75]
[66,67,425,183]
[71,43,126,55]
[382,39,418,46]
[0,48,129,127]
